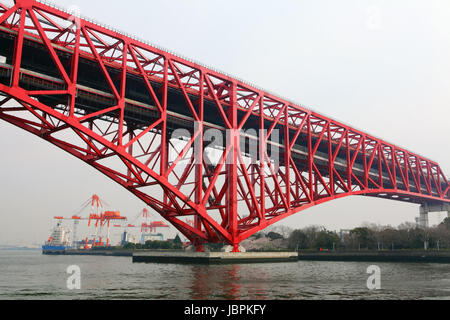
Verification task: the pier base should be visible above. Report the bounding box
[132,251,298,264]
[419,203,450,228]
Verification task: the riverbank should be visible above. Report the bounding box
[45,248,450,263]
[57,249,299,264]
[298,250,450,263]
[48,249,136,256]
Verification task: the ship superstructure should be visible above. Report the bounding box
[42,222,71,254]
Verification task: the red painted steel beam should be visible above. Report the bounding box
[0,0,448,250]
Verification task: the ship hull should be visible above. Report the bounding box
[42,245,68,255]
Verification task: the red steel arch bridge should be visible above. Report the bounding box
[0,0,449,251]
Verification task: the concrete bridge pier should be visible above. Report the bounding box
[419,203,450,228]
[418,207,429,229]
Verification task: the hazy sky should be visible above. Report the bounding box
[1,0,450,245]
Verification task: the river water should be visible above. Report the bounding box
[0,250,449,300]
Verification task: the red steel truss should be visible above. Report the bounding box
[0,0,449,251]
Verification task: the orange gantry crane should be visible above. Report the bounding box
[112,208,170,244]
[140,208,170,234]
[101,211,127,246]
[52,195,127,249]
[78,194,127,248]
[141,221,170,234]
[86,194,104,248]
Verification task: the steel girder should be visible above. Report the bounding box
[0,0,449,251]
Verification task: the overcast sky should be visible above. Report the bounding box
[1,0,449,246]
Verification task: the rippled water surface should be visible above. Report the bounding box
[0,250,449,300]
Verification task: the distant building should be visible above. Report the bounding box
[141,233,164,244]
[121,232,138,245]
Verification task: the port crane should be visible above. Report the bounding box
[141,221,170,234]
[113,208,170,244]
[60,194,127,248]
[99,211,127,246]
[113,208,151,244]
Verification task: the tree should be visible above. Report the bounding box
[268,225,294,238]
[252,232,265,240]
[398,222,417,231]
[267,231,284,241]
[287,230,308,250]
[350,227,375,249]
[440,217,450,230]
[144,240,174,249]
[173,234,183,249]
[313,230,340,250]
[123,242,136,250]
[406,228,427,249]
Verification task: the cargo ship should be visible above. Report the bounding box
[42,221,71,255]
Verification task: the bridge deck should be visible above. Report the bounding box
[0,27,447,203]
